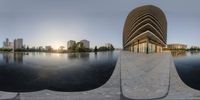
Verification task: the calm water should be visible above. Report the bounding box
[0,51,119,92]
[173,51,200,90]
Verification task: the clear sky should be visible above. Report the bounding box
[0,0,200,49]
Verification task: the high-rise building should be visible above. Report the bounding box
[14,38,23,50]
[3,38,13,49]
[123,5,167,53]
[67,40,76,49]
[80,39,90,48]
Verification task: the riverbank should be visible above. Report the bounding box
[0,50,118,54]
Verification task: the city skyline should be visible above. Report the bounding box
[1,38,92,49]
[1,38,114,50]
[1,0,200,48]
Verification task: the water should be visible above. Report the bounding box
[173,51,200,90]
[0,51,119,92]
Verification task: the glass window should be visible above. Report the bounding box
[148,43,156,53]
[138,42,147,53]
[134,45,137,53]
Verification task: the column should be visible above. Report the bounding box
[131,45,133,52]
[146,38,149,54]
[137,40,139,53]
[155,45,157,53]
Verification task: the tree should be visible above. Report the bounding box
[0,48,12,52]
[27,46,29,50]
[67,42,92,53]
[59,46,65,50]
[75,42,85,52]
[98,46,109,51]
[94,46,98,52]
[68,43,76,52]
[109,45,115,50]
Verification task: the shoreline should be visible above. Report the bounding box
[0,50,118,54]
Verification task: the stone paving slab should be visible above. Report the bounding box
[0,91,18,100]
[121,51,170,99]
[19,52,121,100]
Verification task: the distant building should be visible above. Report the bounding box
[190,46,200,50]
[3,38,13,49]
[45,46,52,51]
[167,44,187,50]
[39,46,44,50]
[31,46,36,50]
[14,38,23,50]
[80,39,90,48]
[67,40,76,49]
[105,43,113,49]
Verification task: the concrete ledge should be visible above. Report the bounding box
[0,92,18,100]
[121,51,170,99]
[19,52,121,100]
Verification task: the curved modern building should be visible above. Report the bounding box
[123,5,167,53]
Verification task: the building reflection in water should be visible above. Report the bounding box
[3,53,13,63]
[94,52,97,59]
[2,52,115,64]
[2,53,23,64]
[0,51,119,92]
[79,53,89,60]
[67,53,77,59]
[190,51,200,55]
[170,50,187,57]
[67,53,89,60]
[66,52,115,62]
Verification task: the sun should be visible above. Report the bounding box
[52,41,66,50]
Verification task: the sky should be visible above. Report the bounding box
[0,0,200,49]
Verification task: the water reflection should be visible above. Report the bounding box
[170,50,187,57]
[67,53,90,60]
[190,51,200,56]
[0,51,119,92]
[173,51,200,90]
[3,53,23,64]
